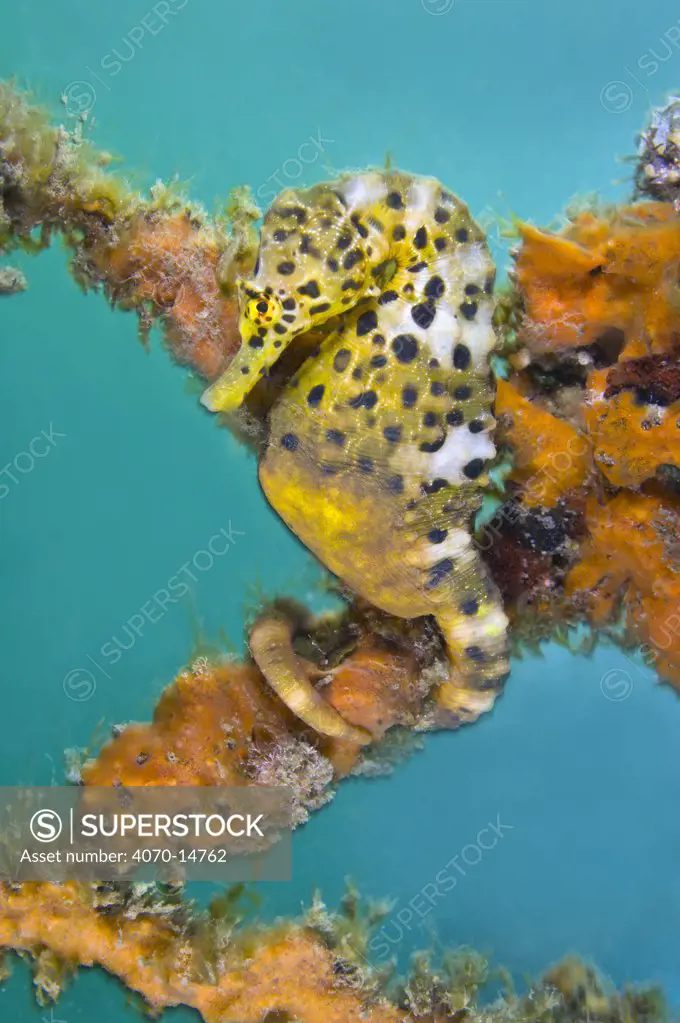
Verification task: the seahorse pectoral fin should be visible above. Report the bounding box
[249,613,373,745]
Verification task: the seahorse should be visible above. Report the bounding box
[202,171,509,742]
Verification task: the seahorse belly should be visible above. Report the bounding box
[257,238,497,613]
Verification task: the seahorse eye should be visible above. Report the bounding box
[242,292,284,333]
[246,297,266,320]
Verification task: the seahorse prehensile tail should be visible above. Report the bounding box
[202,171,509,736]
[248,613,372,744]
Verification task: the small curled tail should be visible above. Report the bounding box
[249,613,373,745]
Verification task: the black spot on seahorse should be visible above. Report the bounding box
[281,433,298,451]
[300,234,321,257]
[298,280,321,298]
[333,348,351,372]
[307,384,325,408]
[453,344,471,370]
[414,226,428,249]
[402,384,418,408]
[425,558,454,589]
[425,276,445,299]
[463,458,484,479]
[392,335,419,363]
[419,433,446,453]
[348,390,378,410]
[460,300,478,321]
[343,250,362,270]
[351,214,369,238]
[279,205,307,223]
[422,478,449,495]
[412,301,436,329]
[356,310,378,336]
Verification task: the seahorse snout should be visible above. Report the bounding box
[201,288,290,412]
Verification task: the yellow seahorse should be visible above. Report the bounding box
[202,171,509,742]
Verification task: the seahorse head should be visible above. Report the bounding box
[202,186,377,413]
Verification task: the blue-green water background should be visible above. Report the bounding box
[2,1,680,1018]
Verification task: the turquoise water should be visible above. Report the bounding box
[2,0,680,1018]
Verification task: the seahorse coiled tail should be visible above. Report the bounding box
[203,171,509,739]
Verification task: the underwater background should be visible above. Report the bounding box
[2,0,680,1019]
